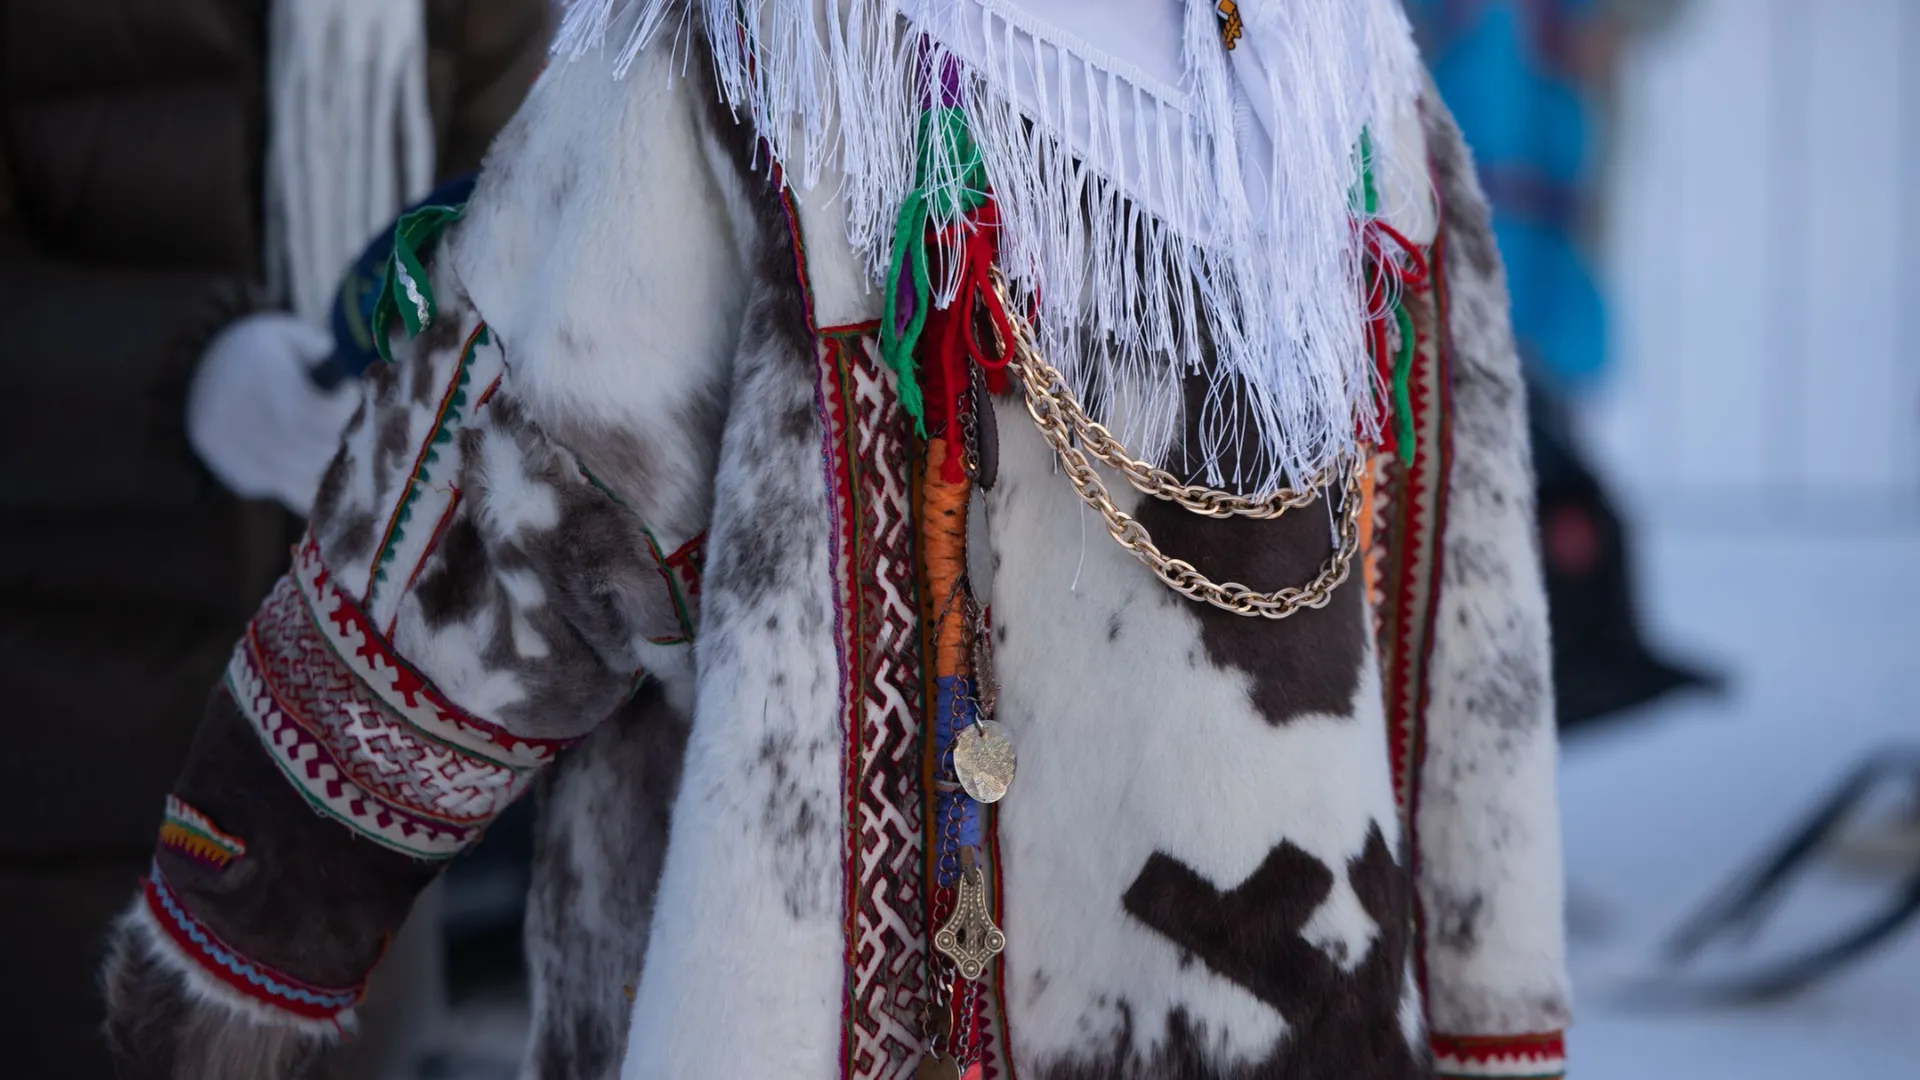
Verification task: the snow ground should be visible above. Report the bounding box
[1560,525,1920,1078]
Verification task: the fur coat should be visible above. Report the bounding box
[102,7,1570,1079]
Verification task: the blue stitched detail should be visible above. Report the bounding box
[147,864,360,1011]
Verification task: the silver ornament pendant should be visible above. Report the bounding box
[952,720,1017,804]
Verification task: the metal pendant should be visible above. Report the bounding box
[935,849,1007,981]
[965,492,995,602]
[952,721,1016,804]
[971,371,999,491]
[916,1053,962,1080]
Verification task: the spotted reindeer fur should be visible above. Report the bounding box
[100,20,1567,1080]
[100,41,755,1078]
[1415,100,1571,1042]
[522,684,690,1079]
[981,390,1424,1078]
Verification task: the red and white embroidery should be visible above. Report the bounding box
[820,329,934,1079]
[227,537,572,859]
[1432,1032,1567,1079]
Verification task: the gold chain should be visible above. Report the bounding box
[989,271,1361,620]
[990,276,1333,520]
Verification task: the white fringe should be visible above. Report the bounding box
[554,0,1427,493]
[266,0,437,326]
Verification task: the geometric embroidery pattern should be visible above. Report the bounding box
[819,328,934,1080]
[143,861,365,1024]
[227,536,572,860]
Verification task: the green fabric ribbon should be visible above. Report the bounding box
[1355,129,1418,467]
[372,202,466,364]
[879,105,992,431]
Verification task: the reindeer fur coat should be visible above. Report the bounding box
[102,7,1570,1079]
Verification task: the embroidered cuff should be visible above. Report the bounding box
[229,536,572,859]
[1432,1032,1567,1079]
[142,863,365,1025]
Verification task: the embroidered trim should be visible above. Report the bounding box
[569,459,707,646]
[1432,1031,1567,1079]
[386,489,465,639]
[819,329,933,1080]
[228,538,570,859]
[294,536,567,764]
[143,864,364,1022]
[1370,199,1452,1007]
[1378,271,1450,818]
[157,796,247,871]
[368,322,488,603]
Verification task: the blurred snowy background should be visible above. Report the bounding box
[1557,0,1920,1076]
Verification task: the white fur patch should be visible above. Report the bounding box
[984,393,1402,1067]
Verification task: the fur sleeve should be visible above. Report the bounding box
[1414,98,1573,1078]
[100,251,721,1079]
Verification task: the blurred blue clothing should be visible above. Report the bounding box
[315,173,479,388]
[1405,0,1609,391]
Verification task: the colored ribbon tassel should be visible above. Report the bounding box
[921,432,982,874]
[1355,130,1432,466]
[918,205,1014,485]
[372,201,465,363]
[879,52,1021,449]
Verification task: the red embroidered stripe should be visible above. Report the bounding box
[227,539,578,859]
[143,865,363,1024]
[293,535,569,765]
[368,322,488,602]
[1432,1031,1567,1079]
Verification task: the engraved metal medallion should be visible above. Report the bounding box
[952,720,1016,804]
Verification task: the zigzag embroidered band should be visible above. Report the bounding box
[227,536,571,860]
[142,863,365,1024]
[1432,1031,1568,1079]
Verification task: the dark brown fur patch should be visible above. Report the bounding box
[1127,344,1366,725]
[412,516,488,626]
[1048,824,1423,1079]
[1134,491,1366,724]
[154,689,442,988]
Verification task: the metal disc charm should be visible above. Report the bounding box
[952,720,1016,804]
[916,1054,961,1080]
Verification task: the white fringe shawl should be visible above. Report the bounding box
[266,0,437,326]
[554,0,1427,493]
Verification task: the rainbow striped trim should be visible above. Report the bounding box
[157,796,247,870]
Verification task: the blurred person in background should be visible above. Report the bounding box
[1402,0,1715,732]
[0,2,548,1076]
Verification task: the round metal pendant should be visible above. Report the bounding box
[916,1053,962,1080]
[953,720,1017,804]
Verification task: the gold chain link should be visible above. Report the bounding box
[989,271,1361,620]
